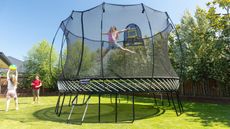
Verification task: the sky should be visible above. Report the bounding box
[0,0,210,61]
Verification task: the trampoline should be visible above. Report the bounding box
[51,2,183,123]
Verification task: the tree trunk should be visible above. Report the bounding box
[226,85,230,97]
[202,79,206,96]
[228,85,230,97]
[217,81,223,97]
[192,80,196,96]
[180,81,184,95]
[206,78,210,96]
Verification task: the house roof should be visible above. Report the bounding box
[0,52,11,68]
[7,56,25,73]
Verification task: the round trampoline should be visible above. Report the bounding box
[51,3,183,123]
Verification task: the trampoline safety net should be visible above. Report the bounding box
[51,3,180,93]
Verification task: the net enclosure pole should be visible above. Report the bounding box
[49,25,60,80]
[141,3,155,77]
[76,12,85,77]
[100,2,105,78]
[166,12,184,92]
[59,15,72,80]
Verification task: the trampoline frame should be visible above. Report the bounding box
[54,78,183,123]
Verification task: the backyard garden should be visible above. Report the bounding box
[0,0,229,129]
[0,95,229,129]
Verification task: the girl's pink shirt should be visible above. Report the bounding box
[108,31,119,42]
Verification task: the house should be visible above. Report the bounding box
[0,52,11,69]
[7,56,25,73]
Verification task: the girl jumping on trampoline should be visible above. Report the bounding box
[5,68,19,111]
[101,26,135,58]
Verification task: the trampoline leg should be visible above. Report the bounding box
[67,103,75,123]
[67,95,78,123]
[132,93,135,122]
[118,94,120,103]
[175,92,182,114]
[126,95,129,103]
[115,94,118,123]
[83,94,86,103]
[160,93,164,106]
[81,96,91,122]
[179,98,184,113]
[170,91,179,116]
[58,93,66,117]
[55,92,61,114]
[167,93,171,106]
[72,94,78,104]
[176,91,184,113]
[153,93,157,106]
[68,93,72,107]
[110,94,113,103]
[98,94,101,123]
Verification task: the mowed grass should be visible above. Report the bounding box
[0,95,229,129]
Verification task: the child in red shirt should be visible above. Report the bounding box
[31,75,42,104]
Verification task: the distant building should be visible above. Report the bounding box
[7,56,25,73]
[0,52,25,73]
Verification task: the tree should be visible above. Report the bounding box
[105,32,175,78]
[23,40,58,90]
[170,0,230,96]
[62,40,97,79]
[206,0,230,96]
[105,39,153,78]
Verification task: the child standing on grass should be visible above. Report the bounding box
[31,74,42,104]
[6,69,19,111]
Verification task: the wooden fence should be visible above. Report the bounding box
[180,79,230,97]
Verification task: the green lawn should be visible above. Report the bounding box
[0,95,229,129]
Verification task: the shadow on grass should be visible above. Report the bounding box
[33,103,165,124]
[184,102,230,127]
